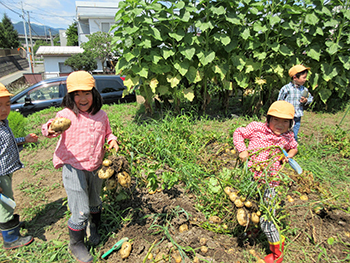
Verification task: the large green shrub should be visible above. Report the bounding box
[112,0,350,114]
[7,111,27,138]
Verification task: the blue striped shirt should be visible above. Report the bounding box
[277,82,313,118]
[0,119,24,176]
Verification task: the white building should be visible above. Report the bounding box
[76,1,122,45]
[36,46,103,79]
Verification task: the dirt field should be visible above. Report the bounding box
[5,109,350,262]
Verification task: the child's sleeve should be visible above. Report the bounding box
[277,85,287,101]
[233,122,255,152]
[104,116,118,143]
[305,88,313,105]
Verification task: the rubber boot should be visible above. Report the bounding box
[89,212,101,246]
[264,236,285,263]
[0,214,33,250]
[68,227,93,263]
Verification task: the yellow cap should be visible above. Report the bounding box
[0,83,13,97]
[267,101,295,119]
[288,65,310,77]
[66,71,95,93]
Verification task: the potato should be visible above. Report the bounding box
[50,117,71,132]
[193,257,200,263]
[105,178,117,190]
[102,159,112,167]
[251,212,260,224]
[120,241,132,259]
[244,200,253,208]
[98,167,114,179]
[287,195,294,203]
[300,194,308,201]
[234,199,244,208]
[200,237,207,246]
[229,192,238,202]
[201,246,208,254]
[256,211,261,217]
[208,215,221,224]
[172,251,182,263]
[236,208,248,226]
[224,186,233,196]
[179,224,188,233]
[117,171,131,188]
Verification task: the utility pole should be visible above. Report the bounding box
[27,11,35,68]
[21,2,32,73]
[48,28,54,46]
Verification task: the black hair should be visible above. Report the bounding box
[61,87,103,115]
[267,115,293,129]
[291,69,308,80]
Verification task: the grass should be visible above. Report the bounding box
[1,100,349,262]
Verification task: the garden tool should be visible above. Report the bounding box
[101,237,129,259]
[264,236,285,263]
[282,149,302,174]
[0,194,16,209]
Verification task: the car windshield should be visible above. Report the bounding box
[15,83,61,104]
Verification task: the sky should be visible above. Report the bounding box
[0,0,112,29]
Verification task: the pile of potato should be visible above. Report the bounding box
[98,155,131,190]
[224,186,261,227]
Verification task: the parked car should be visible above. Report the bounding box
[10,75,136,116]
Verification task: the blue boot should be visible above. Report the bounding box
[0,214,33,250]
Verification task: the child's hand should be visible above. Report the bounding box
[48,126,62,136]
[300,97,308,103]
[239,150,249,162]
[108,140,119,152]
[25,133,38,143]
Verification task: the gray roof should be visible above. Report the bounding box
[36,46,84,56]
[76,1,121,19]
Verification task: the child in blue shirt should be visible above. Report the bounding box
[0,83,38,249]
[278,65,313,141]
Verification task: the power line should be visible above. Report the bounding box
[0,0,22,18]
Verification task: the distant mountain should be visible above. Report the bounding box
[13,22,65,36]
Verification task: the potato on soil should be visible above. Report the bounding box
[50,117,71,132]
[244,200,253,208]
[179,224,188,233]
[117,171,131,188]
[237,208,249,226]
[98,167,114,179]
[107,155,130,174]
[234,199,244,208]
[201,246,208,254]
[105,178,117,190]
[102,159,112,167]
[250,212,260,224]
[229,192,238,202]
[208,215,222,224]
[300,194,308,201]
[120,241,132,259]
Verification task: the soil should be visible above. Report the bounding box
[4,109,350,263]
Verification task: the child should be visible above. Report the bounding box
[42,71,119,263]
[278,64,313,141]
[0,83,38,249]
[233,101,298,263]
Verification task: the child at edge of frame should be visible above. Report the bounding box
[233,100,298,263]
[0,83,38,249]
[277,64,313,142]
[41,71,119,263]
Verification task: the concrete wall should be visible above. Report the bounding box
[0,55,29,78]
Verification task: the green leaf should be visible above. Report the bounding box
[226,14,241,25]
[213,65,227,81]
[326,42,339,55]
[149,78,159,93]
[195,21,214,32]
[269,42,280,52]
[169,29,185,41]
[210,6,226,16]
[115,58,128,74]
[231,55,246,71]
[185,66,200,84]
[342,9,350,20]
[131,8,143,16]
[222,79,233,90]
[241,28,250,40]
[183,88,195,101]
[245,60,259,73]
[179,11,190,22]
[324,19,339,28]
[315,27,324,36]
[321,6,332,17]
[175,1,185,9]
[339,55,350,70]
[249,7,259,15]
[124,52,135,62]
[209,178,220,193]
[321,64,338,82]
[180,47,196,60]
[174,60,189,76]
[150,51,162,64]
[149,27,162,41]
[162,49,175,59]
[140,38,152,49]
[132,64,148,78]
[306,46,321,61]
[157,85,169,96]
[124,75,139,89]
[253,51,267,60]
[167,74,181,88]
[124,26,139,35]
[197,51,215,66]
[220,35,231,46]
[269,15,281,26]
[319,88,332,104]
[305,13,319,25]
[279,45,293,56]
[253,22,268,33]
[233,72,249,88]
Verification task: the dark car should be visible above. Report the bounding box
[10,75,136,116]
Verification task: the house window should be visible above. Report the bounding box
[59,62,73,73]
[101,23,110,33]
